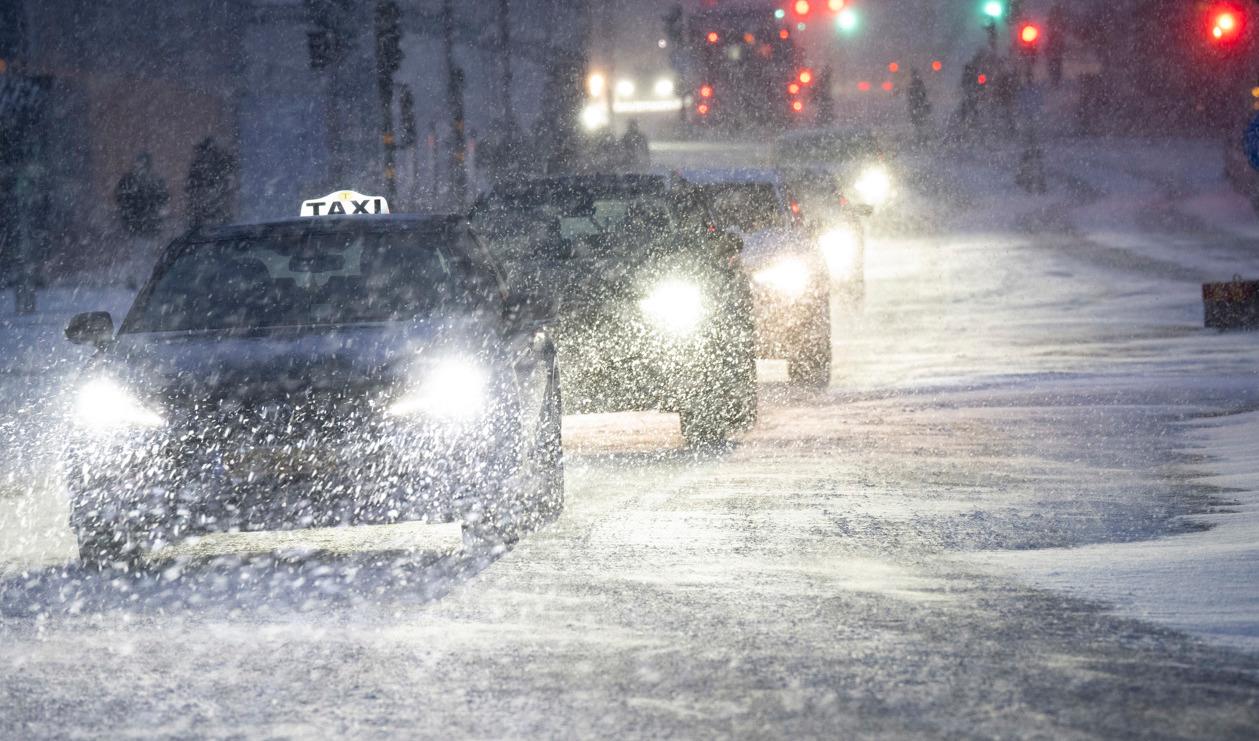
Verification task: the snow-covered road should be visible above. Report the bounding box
[2,137,1259,738]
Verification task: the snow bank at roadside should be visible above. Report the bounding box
[962,410,1259,653]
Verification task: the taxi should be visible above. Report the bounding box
[63,191,562,568]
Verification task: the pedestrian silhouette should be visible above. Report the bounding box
[620,120,650,170]
[907,69,932,141]
[186,137,238,229]
[114,152,168,237]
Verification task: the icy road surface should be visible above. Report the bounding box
[3,138,1259,738]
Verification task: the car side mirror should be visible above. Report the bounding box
[65,311,114,347]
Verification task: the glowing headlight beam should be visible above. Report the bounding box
[388,358,489,422]
[640,280,705,335]
[74,378,164,431]
[754,257,812,301]
[818,227,861,279]
[853,165,893,206]
[581,103,610,131]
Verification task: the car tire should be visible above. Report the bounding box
[845,272,866,311]
[536,369,565,523]
[461,369,564,552]
[728,343,758,432]
[680,314,757,447]
[788,296,832,388]
[679,402,732,448]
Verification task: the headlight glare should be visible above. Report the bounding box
[754,257,812,301]
[74,378,164,432]
[388,357,488,422]
[853,165,892,205]
[640,279,705,335]
[818,227,861,279]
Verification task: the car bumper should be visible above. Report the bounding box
[753,283,829,358]
[555,309,737,414]
[66,423,515,542]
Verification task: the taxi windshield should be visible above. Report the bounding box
[125,227,488,332]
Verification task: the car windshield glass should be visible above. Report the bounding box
[701,183,786,232]
[473,191,687,259]
[125,227,487,332]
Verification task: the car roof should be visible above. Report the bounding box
[481,173,674,200]
[190,213,466,242]
[673,168,787,187]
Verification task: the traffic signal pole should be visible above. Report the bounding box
[497,0,516,128]
[375,0,402,203]
[442,0,468,208]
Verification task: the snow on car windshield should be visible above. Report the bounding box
[125,228,485,332]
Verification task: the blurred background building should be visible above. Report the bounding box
[0,0,587,280]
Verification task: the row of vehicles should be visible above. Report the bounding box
[61,167,869,568]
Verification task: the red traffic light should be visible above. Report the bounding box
[1019,23,1040,46]
[706,31,720,44]
[699,84,714,98]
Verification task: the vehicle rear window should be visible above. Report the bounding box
[472,189,706,262]
[700,183,787,232]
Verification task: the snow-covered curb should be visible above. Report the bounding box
[961,409,1259,654]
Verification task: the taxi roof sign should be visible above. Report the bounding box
[300,190,390,217]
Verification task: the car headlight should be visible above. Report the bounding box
[640,279,705,335]
[387,357,489,422]
[818,227,862,279]
[754,256,812,301]
[74,378,164,432]
[853,165,892,205]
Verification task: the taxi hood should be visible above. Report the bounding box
[90,316,496,405]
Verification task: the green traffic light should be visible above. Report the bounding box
[836,8,858,32]
[982,1,1004,20]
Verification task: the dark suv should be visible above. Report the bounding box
[471,175,757,447]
